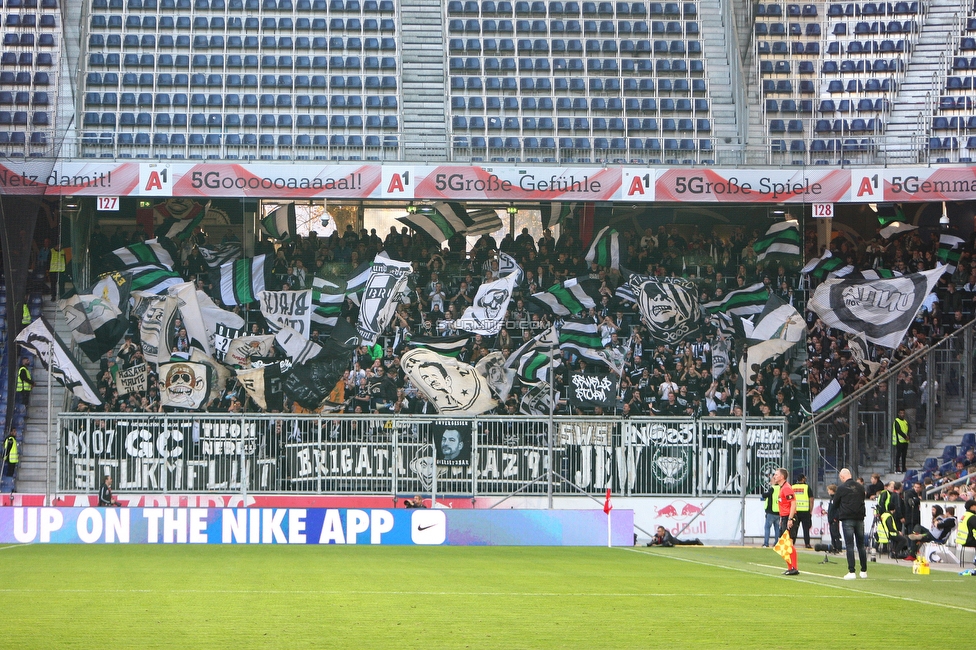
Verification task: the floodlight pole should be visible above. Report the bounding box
[740,345,748,547]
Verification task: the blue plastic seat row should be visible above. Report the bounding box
[827,1,919,16]
[758,41,816,56]
[932,116,976,131]
[814,118,883,133]
[762,99,815,113]
[754,22,821,36]
[817,98,890,113]
[821,58,905,73]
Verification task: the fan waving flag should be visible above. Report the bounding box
[311,277,345,330]
[938,233,966,275]
[585,226,621,270]
[628,275,704,346]
[456,272,518,336]
[198,242,243,268]
[407,334,470,358]
[219,255,266,306]
[106,238,175,271]
[16,318,102,405]
[505,325,559,385]
[541,202,576,229]
[754,220,801,263]
[401,348,497,415]
[59,291,130,362]
[262,204,297,241]
[801,250,852,282]
[808,266,943,348]
[159,200,208,242]
[530,276,602,316]
[704,283,769,318]
[811,378,844,412]
[356,252,412,345]
[398,209,457,243]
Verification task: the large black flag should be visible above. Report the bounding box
[283,318,358,410]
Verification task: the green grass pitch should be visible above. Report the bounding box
[4,544,972,648]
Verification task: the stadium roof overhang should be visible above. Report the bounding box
[2,159,973,204]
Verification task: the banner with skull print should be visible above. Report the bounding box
[628,276,705,347]
[159,361,211,410]
[455,272,518,336]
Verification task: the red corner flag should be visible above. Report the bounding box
[603,488,612,515]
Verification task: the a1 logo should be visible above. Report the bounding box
[140,163,172,195]
[381,167,414,198]
[850,169,884,202]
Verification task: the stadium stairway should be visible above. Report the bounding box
[15,296,70,497]
[883,0,962,162]
[400,0,449,161]
[699,0,742,151]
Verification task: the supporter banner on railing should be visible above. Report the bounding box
[59,415,783,497]
[3,160,971,202]
[0,507,634,546]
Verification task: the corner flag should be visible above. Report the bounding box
[603,488,612,515]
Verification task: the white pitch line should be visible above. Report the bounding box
[0,588,852,598]
[623,548,976,615]
[0,544,32,552]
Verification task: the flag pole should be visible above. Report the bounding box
[547,340,554,510]
[46,341,53,506]
[740,344,748,546]
[607,507,611,548]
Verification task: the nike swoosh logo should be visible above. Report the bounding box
[417,524,438,531]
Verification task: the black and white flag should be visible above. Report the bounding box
[628,275,705,346]
[115,363,148,396]
[567,372,617,410]
[224,335,276,368]
[59,292,130,363]
[282,319,358,410]
[169,281,214,356]
[159,361,211,410]
[808,266,944,348]
[260,290,313,335]
[237,362,284,411]
[356,251,412,345]
[16,318,102,405]
[198,242,243,268]
[433,420,473,467]
[136,293,178,366]
[213,322,246,362]
[455,272,517,336]
[401,348,497,415]
[475,351,516,402]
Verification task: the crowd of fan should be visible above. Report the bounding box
[74,218,975,431]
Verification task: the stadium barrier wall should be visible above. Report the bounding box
[57,414,786,498]
[0,507,634,546]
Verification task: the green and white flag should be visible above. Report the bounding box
[541,202,576,229]
[754,220,801,262]
[465,208,504,237]
[126,265,184,295]
[559,317,623,373]
[808,265,944,348]
[398,208,459,243]
[219,254,266,306]
[878,204,916,240]
[937,233,966,275]
[703,283,769,318]
[530,276,602,316]
[584,226,621,270]
[159,201,208,242]
[811,378,843,412]
[262,204,297,241]
[311,276,345,329]
[801,250,851,282]
[505,325,559,385]
[106,238,175,271]
[406,334,470,358]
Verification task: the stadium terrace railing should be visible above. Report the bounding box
[57,414,785,499]
[798,317,976,492]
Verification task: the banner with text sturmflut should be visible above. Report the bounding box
[59,415,784,496]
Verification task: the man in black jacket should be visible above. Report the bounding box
[833,468,868,580]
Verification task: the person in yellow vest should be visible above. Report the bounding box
[761,477,781,547]
[49,245,66,301]
[956,499,976,570]
[15,357,32,406]
[21,303,30,325]
[2,430,18,479]
[793,474,813,549]
[892,408,910,473]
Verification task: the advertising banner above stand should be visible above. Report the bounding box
[1,161,970,202]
